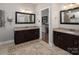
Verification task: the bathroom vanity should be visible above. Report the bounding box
[53,28,79,55]
[14,26,39,44]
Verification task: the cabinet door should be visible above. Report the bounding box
[62,33,73,48]
[57,32,68,50]
[24,30,32,41]
[26,29,39,40]
[71,36,79,55]
[33,29,39,39]
[14,31,25,44]
[24,29,39,41]
[53,31,64,48]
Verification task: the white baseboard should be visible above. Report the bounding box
[0,40,14,46]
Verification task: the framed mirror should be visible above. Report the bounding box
[60,8,79,24]
[15,12,35,24]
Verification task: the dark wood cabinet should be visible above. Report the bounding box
[14,29,39,44]
[53,31,79,55]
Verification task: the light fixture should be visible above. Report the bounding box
[19,9,33,13]
[63,6,67,9]
[63,3,79,10]
[7,17,13,23]
[69,4,73,7]
[75,3,79,4]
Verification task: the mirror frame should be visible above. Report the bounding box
[15,12,35,24]
[60,7,79,25]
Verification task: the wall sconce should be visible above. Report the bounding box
[19,9,33,13]
[69,3,74,7]
[7,17,13,23]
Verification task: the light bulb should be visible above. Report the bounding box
[69,4,73,7]
[63,6,66,9]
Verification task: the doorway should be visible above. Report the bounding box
[41,8,49,43]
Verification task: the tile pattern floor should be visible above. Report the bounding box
[0,39,71,55]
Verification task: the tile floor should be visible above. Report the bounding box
[0,39,71,55]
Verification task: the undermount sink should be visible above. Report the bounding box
[25,27,29,28]
[17,26,38,28]
[67,29,79,32]
[68,29,76,31]
[60,28,78,32]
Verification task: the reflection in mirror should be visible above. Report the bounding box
[15,12,35,24]
[0,10,5,27]
[60,8,79,24]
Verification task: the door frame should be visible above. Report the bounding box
[40,7,50,44]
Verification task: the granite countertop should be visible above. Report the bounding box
[53,28,79,36]
[14,26,39,31]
